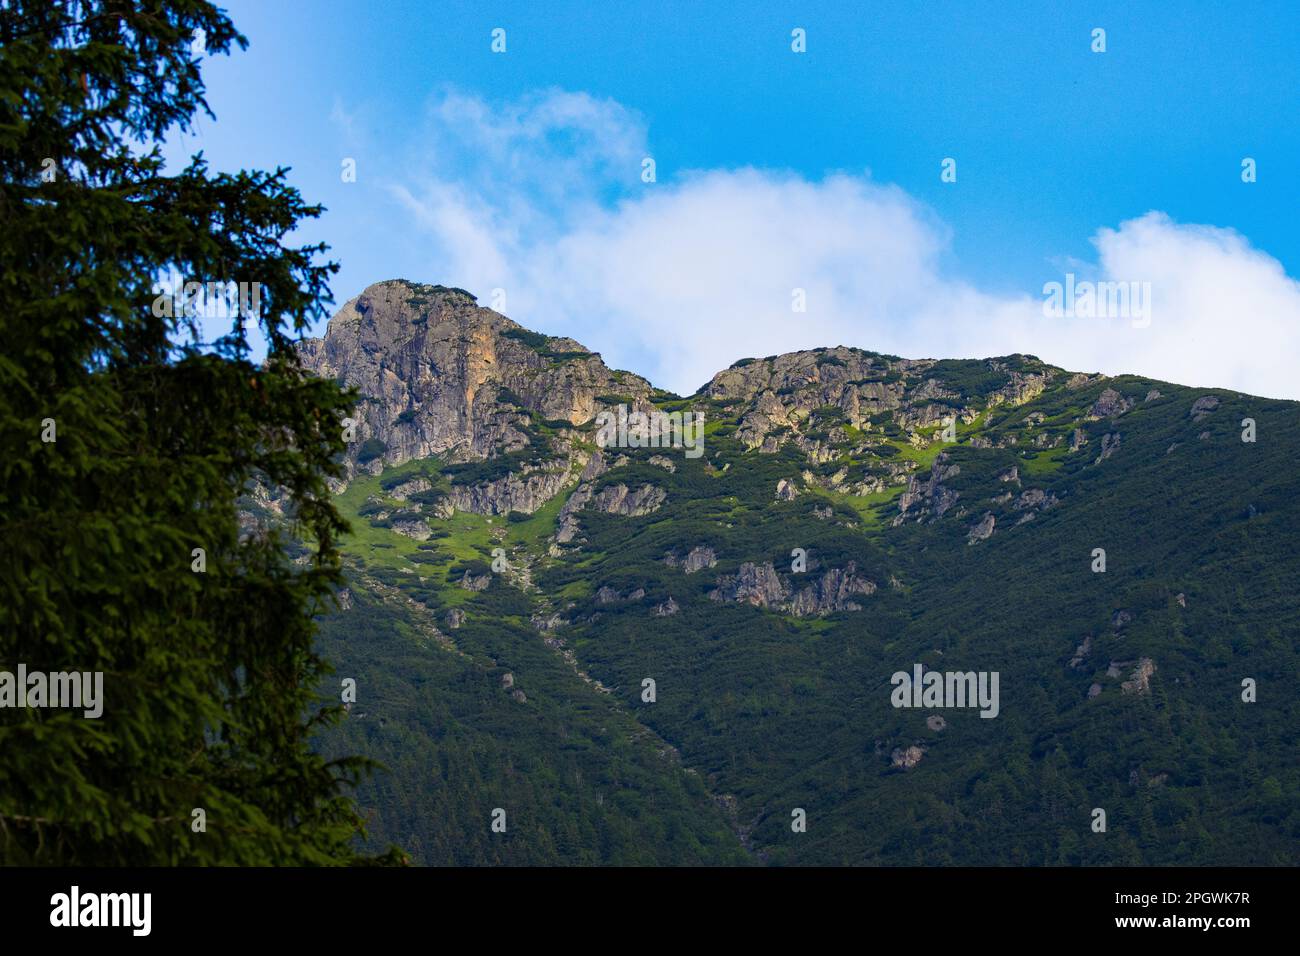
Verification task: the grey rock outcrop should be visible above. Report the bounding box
[1094,432,1121,463]
[386,477,433,500]
[391,516,431,540]
[891,745,926,769]
[459,570,491,592]
[1190,395,1220,421]
[553,482,595,545]
[447,463,574,516]
[787,562,877,616]
[709,562,788,609]
[554,514,581,545]
[591,483,665,516]
[895,453,960,525]
[297,279,650,479]
[1069,635,1092,669]
[967,512,996,544]
[700,349,1050,454]
[1121,658,1156,695]
[531,612,564,631]
[1090,387,1133,419]
[1014,488,1058,512]
[665,545,718,574]
[651,597,680,617]
[709,561,876,617]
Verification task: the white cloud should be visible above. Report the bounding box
[376,88,1300,399]
[1076,214,1300,399]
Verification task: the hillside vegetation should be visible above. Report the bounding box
[286,283,1300,865]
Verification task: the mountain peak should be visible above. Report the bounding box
[298,280,650,476]
[297,280,1148,489]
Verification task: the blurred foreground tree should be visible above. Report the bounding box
[0,0,402,864]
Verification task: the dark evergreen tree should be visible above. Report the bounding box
[0,0,401,864]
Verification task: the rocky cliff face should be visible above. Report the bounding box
[297,280,651,479]
[895,452,961,525]
[707,560,877,617]
[289,278,1197,542]
[700,347,1054,452]
[444,462,577,516]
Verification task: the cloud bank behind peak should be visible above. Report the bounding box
[362,88,1300,400]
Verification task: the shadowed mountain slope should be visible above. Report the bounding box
[286,281,1299,865]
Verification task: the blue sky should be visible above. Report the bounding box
[169,1,1300,397]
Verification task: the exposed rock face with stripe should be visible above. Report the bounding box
[298,280,651,479]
